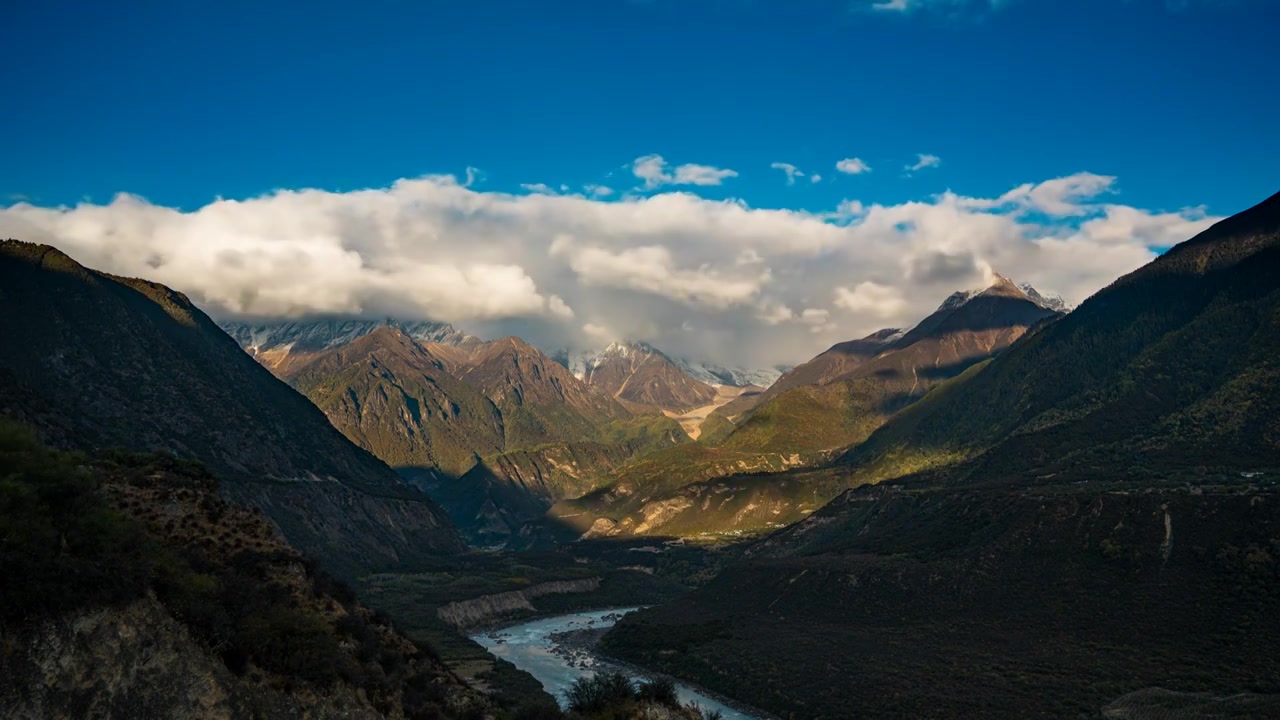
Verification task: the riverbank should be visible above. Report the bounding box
[472,608,774,720]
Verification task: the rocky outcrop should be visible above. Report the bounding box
[1,598,384,720]
[437,578,602,628]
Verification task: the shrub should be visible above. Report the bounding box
[636,677,680,708]
[0,421,151,622]
[564,672,636,714]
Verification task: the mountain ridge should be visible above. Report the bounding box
[597,190,1280,720]
[0,240,463,578]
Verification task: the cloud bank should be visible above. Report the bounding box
[0,172,1218,367]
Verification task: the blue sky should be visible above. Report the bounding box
[1,0,1277,366]
[3,0,1276,214]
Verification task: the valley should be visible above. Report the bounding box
[5,4,1278,719]
[664,384,762,440]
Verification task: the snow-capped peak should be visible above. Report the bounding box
[674,358,786,389]
[933,275,1072,314]
[1018,283,1073,313]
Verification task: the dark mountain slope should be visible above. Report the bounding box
[289,325,505,478]
[841,190,1280,483]
[604,479,1280,719]
[599,190,1280,719]
[718,277,1061,455]
[0,240,461,577]
[0,427,488,719]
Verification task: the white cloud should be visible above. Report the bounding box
[633,154,738,190]
[0,170,1223,368]
[521,183,558,195]
[756,303,795,326]
[836,157,872,175]
[550,237,767,309]
[834,281,909,318]
[584,184,614,198]
[583,322,613,341]
[799,307,836,333]
[771,162,805,185]
[906,154,942,172]
[1077,204,1212,247]
[872,0,911,10]
[548,295,575,318]
[964,172,1117,216]
[771,163,825,186]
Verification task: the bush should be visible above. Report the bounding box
[0,421,152,622]
[564,672,636,714]
[636,677,680,708]
[684,703,723,720]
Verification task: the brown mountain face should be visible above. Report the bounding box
[288,325,506,478]
[763,328,905,399]
[577,343,719,413]
[557,278,1064,541]
[0,241,462,577]
[455,337,633,448]
[719,276,1063,455]
[275,328,684,544]
[221,318,481,380]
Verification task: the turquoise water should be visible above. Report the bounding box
[471,608,757,719]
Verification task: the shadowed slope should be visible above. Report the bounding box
[0,240,462,577]
[600,191,1280,720]
[840,189,1280,484]
[290,325,505,478]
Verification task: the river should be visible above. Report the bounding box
[471,608,759,719]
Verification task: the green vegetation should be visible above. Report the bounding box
[562,673,715,720]
[598,414,689,454]
[0,421,482,717]
[603,481,1280,719]
[720,377,892,454]
[0,423,151,621]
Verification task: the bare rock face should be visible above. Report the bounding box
[567,342,719,414]
[436,578,603,628]
[1,598,383,720]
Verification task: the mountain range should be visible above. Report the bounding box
[3,189,1277,720]
[547,273,1066,539]
[556,342,720,413]
[599,189,1280,719]
[211,273,1066,544]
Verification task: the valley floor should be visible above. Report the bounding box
[665,385,755,440]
